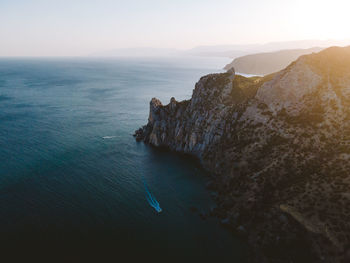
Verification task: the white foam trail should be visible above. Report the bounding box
[143,178,162,213]
[102,136,116,139]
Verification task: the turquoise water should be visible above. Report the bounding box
[0,57,246,261]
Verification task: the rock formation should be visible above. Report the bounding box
[135,46,350,262]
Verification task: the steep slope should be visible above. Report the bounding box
[135,46,350,262]
[224,47,323,75]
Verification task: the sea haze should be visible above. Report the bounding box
[0,56,247,261]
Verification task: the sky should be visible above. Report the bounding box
[1,0,350,56]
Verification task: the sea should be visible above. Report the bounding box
[0,56,247,262]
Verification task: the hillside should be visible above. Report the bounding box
[135,46,350,262]
[224,47,323,75]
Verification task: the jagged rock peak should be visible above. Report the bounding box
[226,67,235,80]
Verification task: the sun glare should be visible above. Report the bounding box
[290,0,350,40]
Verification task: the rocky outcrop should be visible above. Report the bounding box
[137,72,232,151]
[135,46,350,263]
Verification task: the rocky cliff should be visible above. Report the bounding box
[135,47,350,262]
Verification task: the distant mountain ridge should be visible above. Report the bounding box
[90,39,350,58]
[185,39,350,58]
[90,47,179,57]
[224,47,324,75]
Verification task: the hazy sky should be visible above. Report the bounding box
[1,0,350,56]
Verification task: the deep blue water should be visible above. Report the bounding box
[0,57,246,262]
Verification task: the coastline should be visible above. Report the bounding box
[134,47,350,263]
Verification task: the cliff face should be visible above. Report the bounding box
[135,47,350,262]
[135,68,241,159]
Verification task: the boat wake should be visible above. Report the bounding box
[102,136,116,139]
[143,178,162,213]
